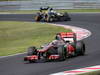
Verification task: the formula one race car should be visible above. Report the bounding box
[34,7,71,22]
[24,32,85,63]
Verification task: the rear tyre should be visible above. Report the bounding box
[76,41,85,56]
[57,45,67,61]
[27,46,37,56]
[63,12,71,21]
[80,42,85,55]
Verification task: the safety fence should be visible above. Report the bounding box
[0,0,100,10]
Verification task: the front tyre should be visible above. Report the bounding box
[57,45,67,61]
[34,13,41,21]
[27,46,37,56]
[46,15,54,22]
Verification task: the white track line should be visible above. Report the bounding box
[0,23,91,58]
[0,12,12,14]
[49,23,91,41]
[0,52,26,58]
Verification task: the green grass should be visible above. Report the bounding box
[0,9,100,14]
[0,21,72,56]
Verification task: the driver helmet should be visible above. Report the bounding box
[50,8,53,11]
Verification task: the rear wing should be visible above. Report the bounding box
[59,32,76,38]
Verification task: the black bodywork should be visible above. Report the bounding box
[34,7,71,22]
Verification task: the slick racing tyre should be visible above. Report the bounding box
[34,13,41,21]
[57,45,67,61]
[27,46,37,56]
[46,15,54,22]
[63,12,71,21]
[80,42,85,55]
[76,41,85,56]
[35,16,40,21]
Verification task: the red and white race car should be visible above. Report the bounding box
[24,32,85,63]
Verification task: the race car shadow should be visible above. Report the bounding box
[34,18,71,23]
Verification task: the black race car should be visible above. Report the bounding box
[34,7,71,22]
[24,32,85,63]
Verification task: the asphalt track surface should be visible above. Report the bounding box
[0,13,100,75]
